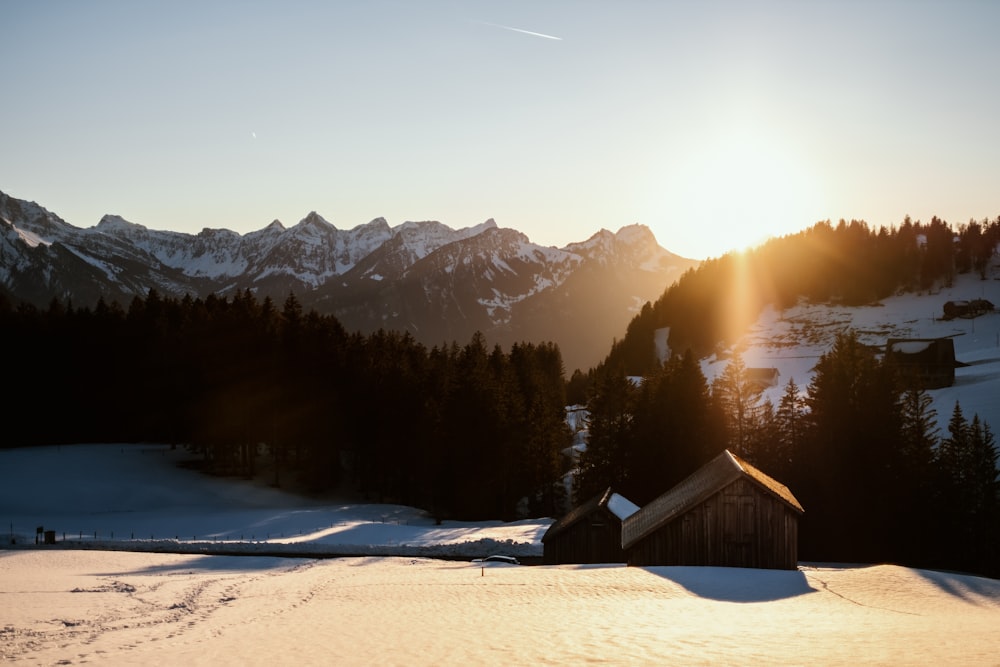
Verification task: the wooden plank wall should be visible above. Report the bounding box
[543,508,626,565]
[627,479,799,570]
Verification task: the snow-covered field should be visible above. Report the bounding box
[4,444,1000,665]
[0,444,547,559]
[5,551,1000,666]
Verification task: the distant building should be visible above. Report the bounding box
[542,488,639,565]
[942,299,995,320]
[622,450,803,570]
[885,337,959,389]
[745,367,780,391]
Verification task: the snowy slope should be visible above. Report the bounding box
[700,264,1000,432]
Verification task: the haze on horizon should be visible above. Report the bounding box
[2,1,999,260]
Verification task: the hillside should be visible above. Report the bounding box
[700,267,1000,432]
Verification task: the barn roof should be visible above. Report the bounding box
[541,487,637,543]
[621,450,803,549]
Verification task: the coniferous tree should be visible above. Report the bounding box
[509,342,571,517]
[594,350,717,505]
[937,404,1000,574]
[803,330,903,561]
[892,388,940,562]
[575,367,636,502]
[750,397,778,467]
[710,350,767,459]
[764,378,807,481]
[965,416,999,574]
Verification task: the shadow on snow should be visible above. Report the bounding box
[642,565,818,603]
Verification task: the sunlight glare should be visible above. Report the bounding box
[669,128,827,259]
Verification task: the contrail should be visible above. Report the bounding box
[474,20,562,41]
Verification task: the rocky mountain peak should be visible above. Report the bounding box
[299,211,334,230]
[96,214,141,230]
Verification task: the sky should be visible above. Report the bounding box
[2,1,999,260]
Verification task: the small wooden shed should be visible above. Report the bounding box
[542,488,639,565]
[621,450,803,570]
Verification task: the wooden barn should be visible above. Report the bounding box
[542,488,639,565]
[885,337,959,389]
[621,450,804,570]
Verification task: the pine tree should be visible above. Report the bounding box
[803,330,903,561]
[575,368,636,503]
[967,417,1000,576]
[711,350,766,459]
[939,408,1000,574]
[891,388,940,563]
[767,378,807,479]
[899,389,938,471]
[615,350,717,504]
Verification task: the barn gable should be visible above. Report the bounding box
[621,450,804,570]
[542,487,638,565]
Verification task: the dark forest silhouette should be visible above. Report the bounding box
[576,338,998,578]
[0,290,570,523]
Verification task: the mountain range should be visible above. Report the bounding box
[0,190,697,370]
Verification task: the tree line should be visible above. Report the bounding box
[604,216,1000,374]
[576,332,999,578]
[0,290,571,522]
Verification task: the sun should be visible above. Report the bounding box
[659,128,828,259]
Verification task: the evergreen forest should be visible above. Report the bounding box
[0,290,570,523]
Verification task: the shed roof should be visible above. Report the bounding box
[541,487,637,543]
[621,450,803,549]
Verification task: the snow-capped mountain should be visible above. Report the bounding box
[0,190,697,369]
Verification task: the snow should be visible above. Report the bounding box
[888,340,935,354]
[0,445,547,559]
[11,224,51,248]
[60,244,121,281]
[476,239,579,322]
[606,493,639,521]
[3,445,999,664]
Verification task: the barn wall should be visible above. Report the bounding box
[543,508,626,565]
[888,339,956,389]
[627,479,799,570]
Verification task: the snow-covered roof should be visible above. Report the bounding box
[541,487,637,542]
[606,493,640,521]
[889,340,935,354]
